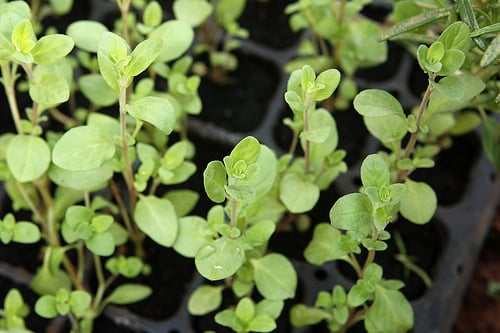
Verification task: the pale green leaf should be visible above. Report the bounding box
[79,74,118,106]
[354,89,404,117]
[134,196,178,247]
[66,20,108,53]
[304,223,346,265]
[361,154,390,188]
[188,285,223,315]
[126,96,175,135]
[29,72,69,105]
[7,135,51,182]
[399,179,436,224]
[174,0,213,27]
[31,34,74,64]
[195,237,245,281]
[252,253,297,300]
[330,193,373,236]
[203,160,227,203]
[52,125,116,171]
[365,285,413,333]
[279,172,319,213]
[150,20,194,62]
[126,37,162,77]
[104,284,152,305]
[173,216,212,257]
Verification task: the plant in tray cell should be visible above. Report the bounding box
[380,0,500,170]
[290,21,487,333]
[173,0,249,83]
[0,0,201,331]
[285,0,388,109]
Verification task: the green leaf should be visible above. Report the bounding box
[69,290,91,318]
[29,72,70,105]
[173,216,212,257]
[66,20,109,53]
[126,37,162,77]
[164,190,199,217]
[354,89,404,117]
[13,222,41,244]
[255,299,284,320]
[35,295,58,319]
[430,75,464,101]
[330,193,373,237]
[104,284,152,305]
[49,0,73,15]
[252,253,297,300]
[279,173,319,213]
[304,109,339,161]
[481,33,500,67]
[31,34,74,64]
[188,285,223,315]
[427,74,485,114]
[364,114,408,144]
[304,223,347,265]
[230,136,261,165]
[245,220,275,247]
[49,162,114,191]
[247,314,276,332]
[216,0,245,25]
[437,21,470,54]
[244,145,278,200]
[86,232,114,256]
[204,161,227,203]
[482,116,500,171]
[126,96,175,135]
[97,32,130,92]
[360,154,390,188]
[365,285,413,333]
[150,20,194,62]
[195,237,245,281]
[143,1,163,27]
[290,304,328,327]
[399,179,436,224]
[134,196,178,247]
[314,69,341,101]
[236,297,255,324]
[78,74,118,106]
[52,125,116,171]
[174,0,213,27]
[439,49,465,75]
[7,135,51,182]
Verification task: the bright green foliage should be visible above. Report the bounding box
[150,20,194,63]
[0,289,30,331]
[105,256,145,278]
[52,125,116,171]
[66,20,109,53]
[101,284,152,307]
[399,179,436,225]
[304,223,348,265]
[252,254,297,301]
[364,285,413,333]
[215,297,277,333]
[126,96,175,135]
[188,285,223,315]
[280,66,346,213]
[30,247,72,296]
[35,288,91,319]
[482,116,500,171]
[195,237,245,281]
[174,0,213,27]
[174,216,213,257]
[134,196,178,247]
[158,141,197,185]
[7,135,50,182]
[61,206,119,256]
[0,213,40,245]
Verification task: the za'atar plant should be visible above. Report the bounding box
[0,0,202,331]
[289,20,488,333]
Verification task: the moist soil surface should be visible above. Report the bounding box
[453,204,500,333]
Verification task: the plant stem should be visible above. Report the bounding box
[363,228,379,271]
[397,75,435,182]
[348,253,363,278]
[230,179,239,228]
[118,78,138,211]
[303,95,314,174]
[92,254,106,309]
[1,63,24,134]
[119,0,131,45]
[49,107,80,127]
[14,181,44,225]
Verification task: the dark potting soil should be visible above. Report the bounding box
[108,238,195,321]
[239,0,300,50]
[197,52,280,133]
[273,105,369,166]
[411,131,481,206]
